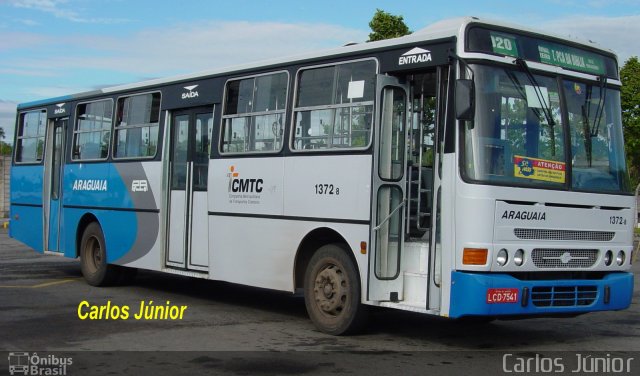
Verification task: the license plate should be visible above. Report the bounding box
[486,288,519,304]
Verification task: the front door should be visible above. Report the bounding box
[369,75,409,301]
[166,107,214,271]
[44,118,66,253]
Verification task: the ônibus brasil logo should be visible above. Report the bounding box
[8,352,73,375]
[398,47,432,65]
[182,85,199,99]
[227,166,263,193]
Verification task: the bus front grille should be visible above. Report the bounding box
[514,229,614,241]
[531,249,598,269]
[531,286,598,307]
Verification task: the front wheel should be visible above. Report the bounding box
[304,244,367,335]
[80,222,121,286]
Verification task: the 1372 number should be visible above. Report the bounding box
[315,184,339,195]
[609,216,627,225]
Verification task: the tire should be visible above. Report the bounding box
[80,222,121,286]
[304,244,368,335]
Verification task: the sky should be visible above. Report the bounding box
[1,0,639,142]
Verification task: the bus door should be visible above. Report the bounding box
[166,106,214,271]
[369,75,409,301]
[428,65,451,310]
[43,117,67,253]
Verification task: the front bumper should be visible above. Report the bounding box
[449,271,633,318]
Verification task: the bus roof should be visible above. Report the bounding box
[17,16,616,110]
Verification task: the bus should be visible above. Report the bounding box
[9,16,634,335]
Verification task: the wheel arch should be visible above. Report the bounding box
[293,227,360,290]
[75,213,100,258]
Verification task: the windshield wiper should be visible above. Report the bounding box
[514,58,556,127]
[591,75,608,137]
[580,75,608,167]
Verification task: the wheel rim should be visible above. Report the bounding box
[313,262,348,317]
[84,236,102,274]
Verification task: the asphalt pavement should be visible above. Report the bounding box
[1,227,638,375]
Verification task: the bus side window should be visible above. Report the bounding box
[15,110,46,164]
[73,99,113,161]
[292,60,376,151]
[113,93,161,159]
[221,72,288,154]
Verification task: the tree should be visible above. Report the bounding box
[621,56,640,185]
[368,9,411,42]
[0,127,11,155]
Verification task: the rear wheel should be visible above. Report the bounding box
[80,222,121,286]
[304,244,367,335]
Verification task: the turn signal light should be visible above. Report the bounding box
[463,248,488,265]
[360,241,367,254]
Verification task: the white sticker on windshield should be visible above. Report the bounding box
[347,80,365,99]
[525,85,549,108]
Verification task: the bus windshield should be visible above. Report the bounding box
[463,64,631,194]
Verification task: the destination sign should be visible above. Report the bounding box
[490,32,518,57]
[468,27,617,78]
[537,43,605,75]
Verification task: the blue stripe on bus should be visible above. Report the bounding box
[9,204,44,253]
[18,95,74,109]
[62,207,137,262]
[449,271,633,318]
[62,162,138,261]
[10,165,44,205]
[10,164,44,252]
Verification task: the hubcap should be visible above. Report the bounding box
[85,236,101,274]
[313,263,348,316]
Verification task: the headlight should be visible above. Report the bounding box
[497,249,508,266]
[604,250,613,266]
[616,251,625,266]
[514,249,525,266]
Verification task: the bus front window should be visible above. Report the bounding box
[464,65,565,188]
[463,65,630,194]
[563,81,630,193]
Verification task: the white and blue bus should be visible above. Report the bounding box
[10,17,634,334]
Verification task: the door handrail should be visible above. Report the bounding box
[374,199,406,232]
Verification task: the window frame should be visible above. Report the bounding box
[14,109,47,165]
[289,57,378,153]
[459,63,568,189]
[219,70,290,156]
[561,78,631,194]
[71,98,114,162]
[112,91,162,160]
[458,62,633,196]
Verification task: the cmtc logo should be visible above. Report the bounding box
[182,85,199,99]
[227,166,263,193]
[54,103,66,115]
[398,47,432,65]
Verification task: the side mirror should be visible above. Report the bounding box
[455,79,474,121]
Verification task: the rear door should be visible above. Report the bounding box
[44,117,67,253]
[166,107,214,271]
